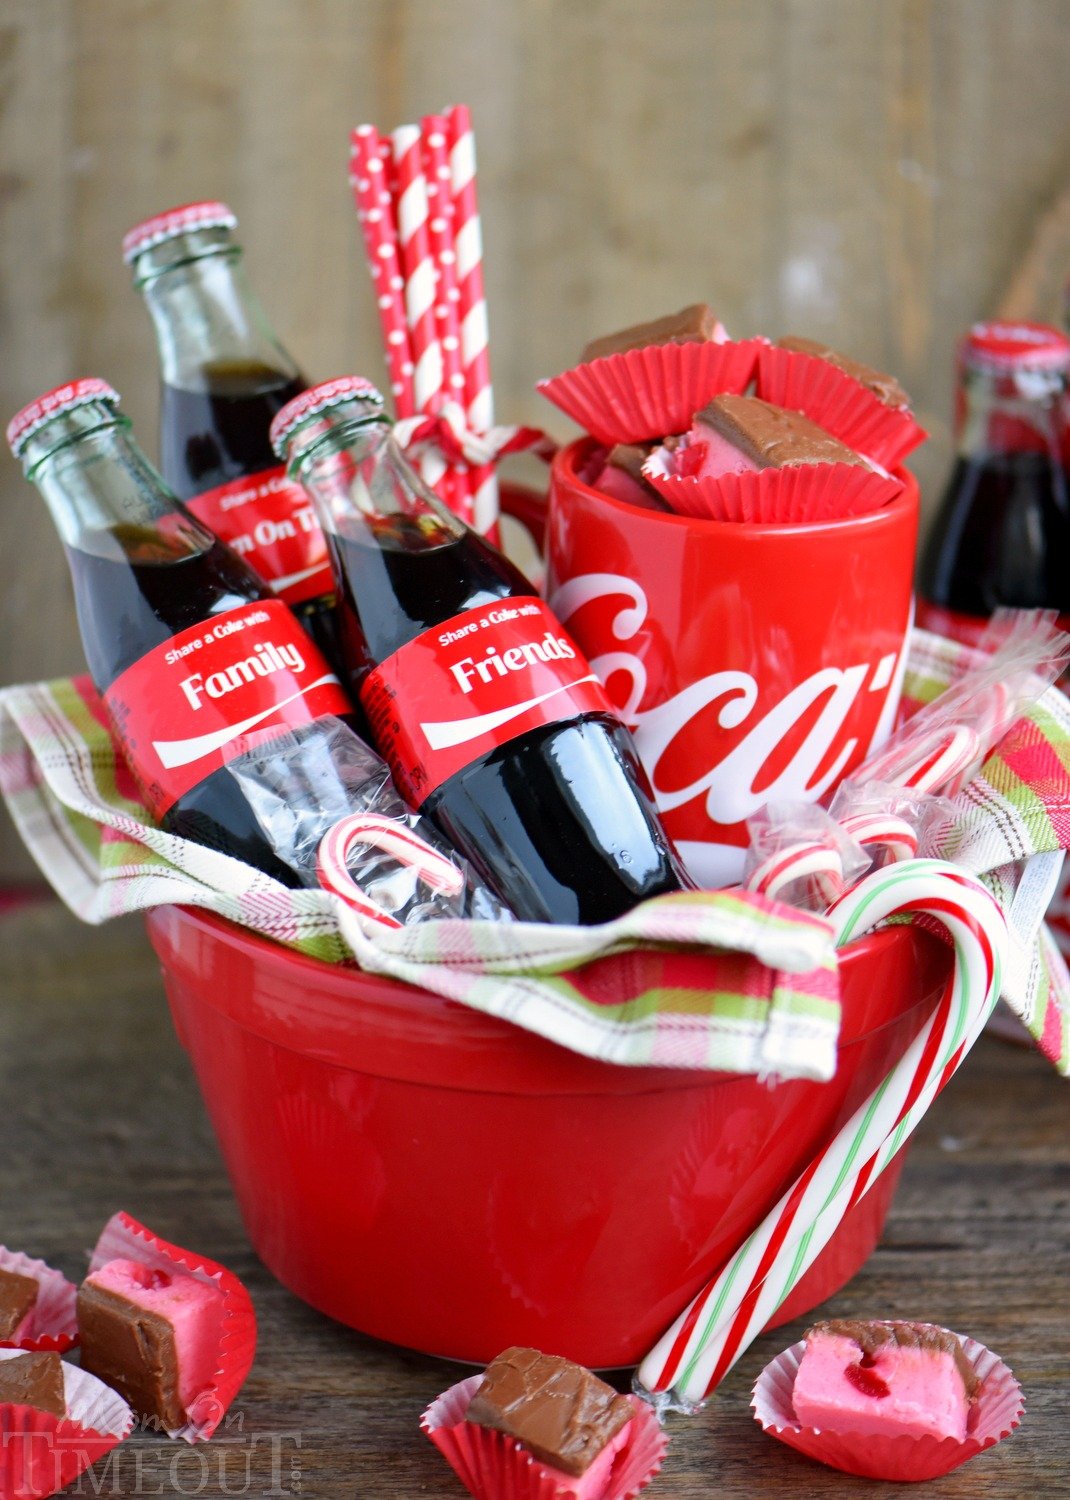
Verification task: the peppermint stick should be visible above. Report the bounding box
[446,104,499,537]
[636,860,1007,1411]
[349,125,413,412]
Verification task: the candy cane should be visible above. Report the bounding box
[636,860,1007,1412]
[317,812,465,929]
[861,723,980,796]
[839,812,919,865]
[745,841,846,906]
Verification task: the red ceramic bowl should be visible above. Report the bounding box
[146,907,951,1368]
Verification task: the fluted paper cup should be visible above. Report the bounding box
[538,340,763,446]
[756,345,927,469]
[0,1348,134,1500]
[752,1330,1023,1482]
[0,1248,78,1353]
[88,1212,256,1443]
[643,453,902,524]
[422,1373,668,1499]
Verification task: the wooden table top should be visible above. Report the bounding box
[2,900,1067,1498]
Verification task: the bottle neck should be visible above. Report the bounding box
[956,361,1067,460]
[133,235,299,391]
[25,408,214,559]
[285,407,466,547]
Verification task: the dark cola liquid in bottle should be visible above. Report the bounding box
[123,201,339,666]
[918,320,1070,957]
[6,380,355,885]
[270,378,691,925]
[919,321,1070,644]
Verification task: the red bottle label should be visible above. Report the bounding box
[360,596,615,806]
[103,599,352,818]
[184,466,335,606]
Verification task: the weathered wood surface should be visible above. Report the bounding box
[1,0,1069,878]
[2,900,1068,1497]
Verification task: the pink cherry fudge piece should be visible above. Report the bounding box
[792,1320,978,1442]
[78,1259,225,1429]
[466,1347,634,1491]
[671,393,867,482]
[594,444,672,511]
[0,1268,39,1342]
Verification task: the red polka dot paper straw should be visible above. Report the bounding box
[636,860,1007,1412]
[446,103,499,536]
[349,124,414,413]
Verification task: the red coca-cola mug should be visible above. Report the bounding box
[544,440,919,886]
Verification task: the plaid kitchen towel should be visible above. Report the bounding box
[0,674,840,1081]
[3,627,1069,1077]
[905,628,1070,1071]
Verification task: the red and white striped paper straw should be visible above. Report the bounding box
[422,111,471,521]
[349,124,414,412]
[446,103,499,536]
[636,859,1007,1411]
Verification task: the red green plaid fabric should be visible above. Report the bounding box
[2,625,1068,1078]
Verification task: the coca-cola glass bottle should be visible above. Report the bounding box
[270,377,691,925]
[919,321,1070,643]
[7,379,354,885]
[123,201,339,663]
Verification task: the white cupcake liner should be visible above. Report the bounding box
[0,1247,78,1352]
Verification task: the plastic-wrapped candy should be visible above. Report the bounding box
[228,717,511,927]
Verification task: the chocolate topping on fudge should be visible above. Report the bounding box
[607,442,656,483]
[777,335,911,410]
[0,1351,67,1418]
[0,1268,39,1340]
[466,1346,633,1477]
[808,1319,980,1398]
[582,303,723,363]
[695,393,866,469]
[78,1280,185,1430]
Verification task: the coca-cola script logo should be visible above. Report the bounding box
[550,573,910,886]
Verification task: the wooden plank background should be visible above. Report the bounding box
[1,0,1068,879]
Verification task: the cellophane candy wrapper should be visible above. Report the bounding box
[642,446,901,524]
[0,1347,134,1500]
[228,717,512,924]
[751,1330,1023,1482]
[857,609,1070,798]
[743,801,869,912]
[755,342,928,470]
[829,780,959,873]
[422,1373,668,1500]
[536,339,764,447]
[0,1247,77,1353]
[88,1212,256,1444]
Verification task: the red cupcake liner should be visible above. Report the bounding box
[537,340,764,446]
[643,455,902,524]
[0,1248,78,1353]
[0,1348,134,1500]
[752,1329,1023,1482]
[88,1212,257,1444]
[422,1373,668,1500]
[756,345,927,469]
